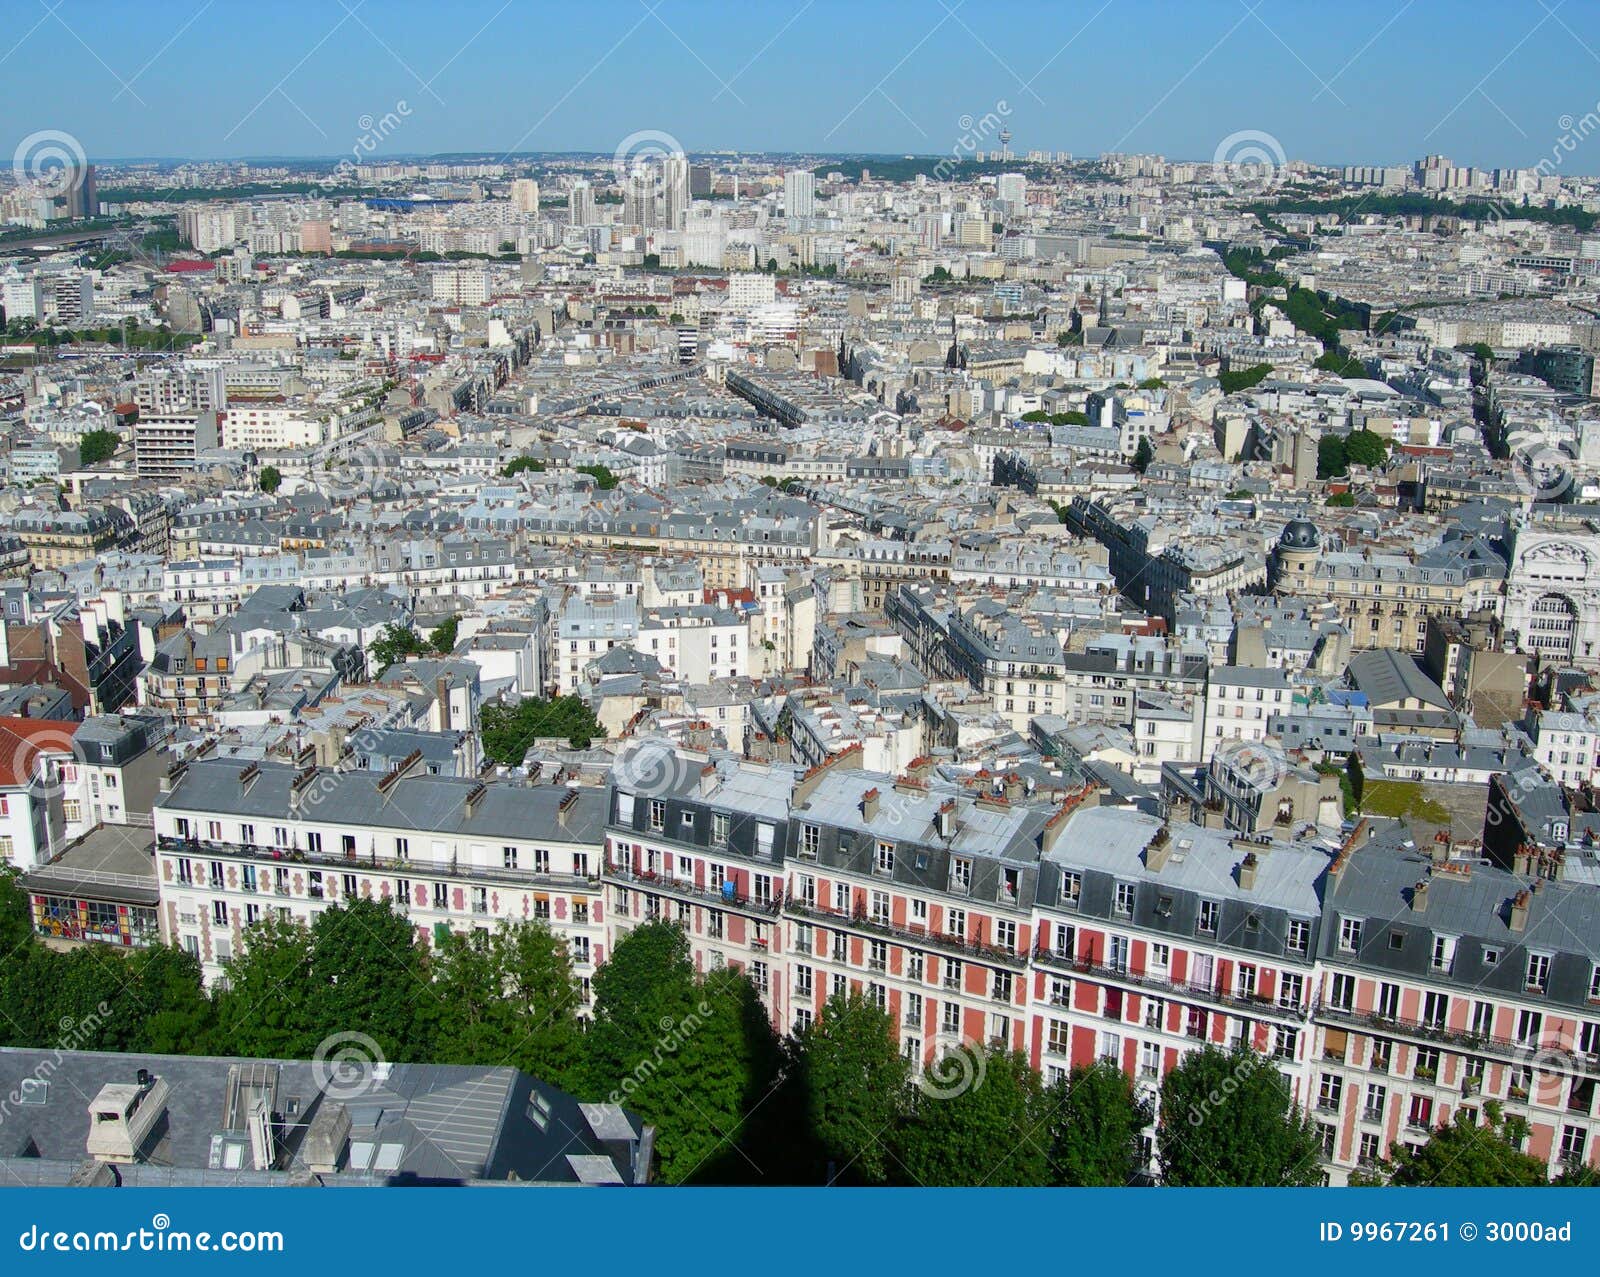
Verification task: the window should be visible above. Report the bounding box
[1198,900,1219,935]
[799,823,819,858]
[1114,882,1135,917]
[1407,1095,1433,1129]
[1140,1041,1161,1080]
[1318,1073,1343,1112]
[868,940,888,971]
[1432,934,1457,972]
[712,813,729,846]
[1145,997,1164,1029]
[907,953,924,982]
[1364,1083,1387,1121]
[941,1002,960,1034]
[1339,917,1363,952]
[1279,972,1304,1011]
[994,919,1016,952]
[870,891,889,925]
[992,970,1013,1002]
[796,965,814,998]
[1287,919,1310,955]
[502,846,518,870]
[212,900,228,926]
[1049,978,1071,1007]
[1236,964,1257,999]
[1517,1008,1543,1048]
[751,961,769,993]
[944,958,962,991]
[875,841,894,874]
[1150,942,1170,973]
[950,857,972,893]
[1329,973,1356,1011]
[1527,952,1552,993]
[1273,1026,1298,1059]
[947,908,966,940]
[1376,982,1399,1020]
[1098,1031,1120,1062]
[1563,1125,1588,1163]
[1422,992,1448,1029]
[904,991,923,1028]
[648,800,665,831]
[1060,870,1081,906]
[1047,1018,1071,1055]
[1359,1132,1382,1165]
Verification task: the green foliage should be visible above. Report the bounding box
[77,429,120,466]
[306,898,430,1061]
[1314,351,1366,377]
[1366,1108,1549,1186]
[258,464,282,494]
[1317,433,1347,479]
[924,266,955,284]
[797,992,909,1183]
[1043,1059,1152,1185]
[1326,491,1356,507]
[1057,329,1084,346]
[427,615,459,654]
[1158,1046,1323,1186]
[1251,191,1596,234]
[896,1047,1050,1186]
[368,622,430,673]
[428,921,585,1091]
[584,922,777,1184]
[213,914,320,1059]
[1219,363,1272,395]
[1137,377,1166,389]
[1020,409,1091,426]
[501,455,547,477]
[1347,752,1365,808]
[576,463,619,490]
[480,695,605,760]
[1344,427,1389,469]
[1131,438,1155,474]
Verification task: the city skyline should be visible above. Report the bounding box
[5,0,1600,170]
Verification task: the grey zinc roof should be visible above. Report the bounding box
[1044,806,1329,916]
[160,758,606,844]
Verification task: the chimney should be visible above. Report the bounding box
[1237,851,1259,891]
[934,798,957,839]
[85,1075,170,1165]
[303,1101,352,1175]
[558,787,580,828]
[1003,773,1024,802]
[436,675,452,731]
[862,787,880,821]
[462,781,487,819]
[1411,879,1428,912]
[698,763,717,797]
[1509,889,1531,932]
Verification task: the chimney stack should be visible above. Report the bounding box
[1411,879,1428,912]
[1509,889,1531,932]
[1237,852,1258,891]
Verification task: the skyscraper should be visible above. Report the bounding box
[569,181,595,226]
[67,165,96,220]
[783,169,815,219]
[661,156,689,231]
[510,178,540,213]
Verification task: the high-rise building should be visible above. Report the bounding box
[568,181,595,226]
[689,164,713,198]
[783,169,815,219]
[661,156,689,231]
[510,178,540,213]
[623,169,656,228]
[67,165,96,220]
[996,172,1026,211]
[133,367,226,478]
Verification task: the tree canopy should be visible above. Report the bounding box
[1158,1046,1323,1186]
[480,695,604,760]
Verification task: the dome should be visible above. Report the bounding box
[1279,518,1321,550]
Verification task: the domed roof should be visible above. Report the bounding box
[1279,518,1321,550]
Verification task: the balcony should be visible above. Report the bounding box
[1033,947,1310,1023]
[608,865,782,916]
[1314,1000,1586,1068]
[786,897,1026,970]
[158,835,601,894]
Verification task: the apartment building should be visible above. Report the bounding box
[153,757,608,993]
[147,745,1600,1184]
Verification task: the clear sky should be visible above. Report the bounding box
[6,0,1600,170]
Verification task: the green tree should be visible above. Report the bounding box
[895,1047,1049,1186]
[501,455,547,477]
[1137,377,1166,389]
[1219,363,1272,395]
[258,464,282,494]
[1043,1059,1151,1186]
[77,428,120,466]
[480,695,605,759]
[369,622,429,673]
[1346,751,1365,809]
[1343,427,1389,469]
[1326,491,1356,507]
[1158,1046,1322,1186]
[1317,433,1347,479]
[576,463,619,490]
[796,991,909,1183]
[1131,438,1155,474]
[585,922,777,1183]
[429,920,585,1089]
[125,944,217,1054]
[213,914,320,1059]
[307,898,430,1063]
[1361,1107,1548,1186]
[427,615,459,654]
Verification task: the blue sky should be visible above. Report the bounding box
[6,0,1600,169]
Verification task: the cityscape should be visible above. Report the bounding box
[5,0,1600,1199]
